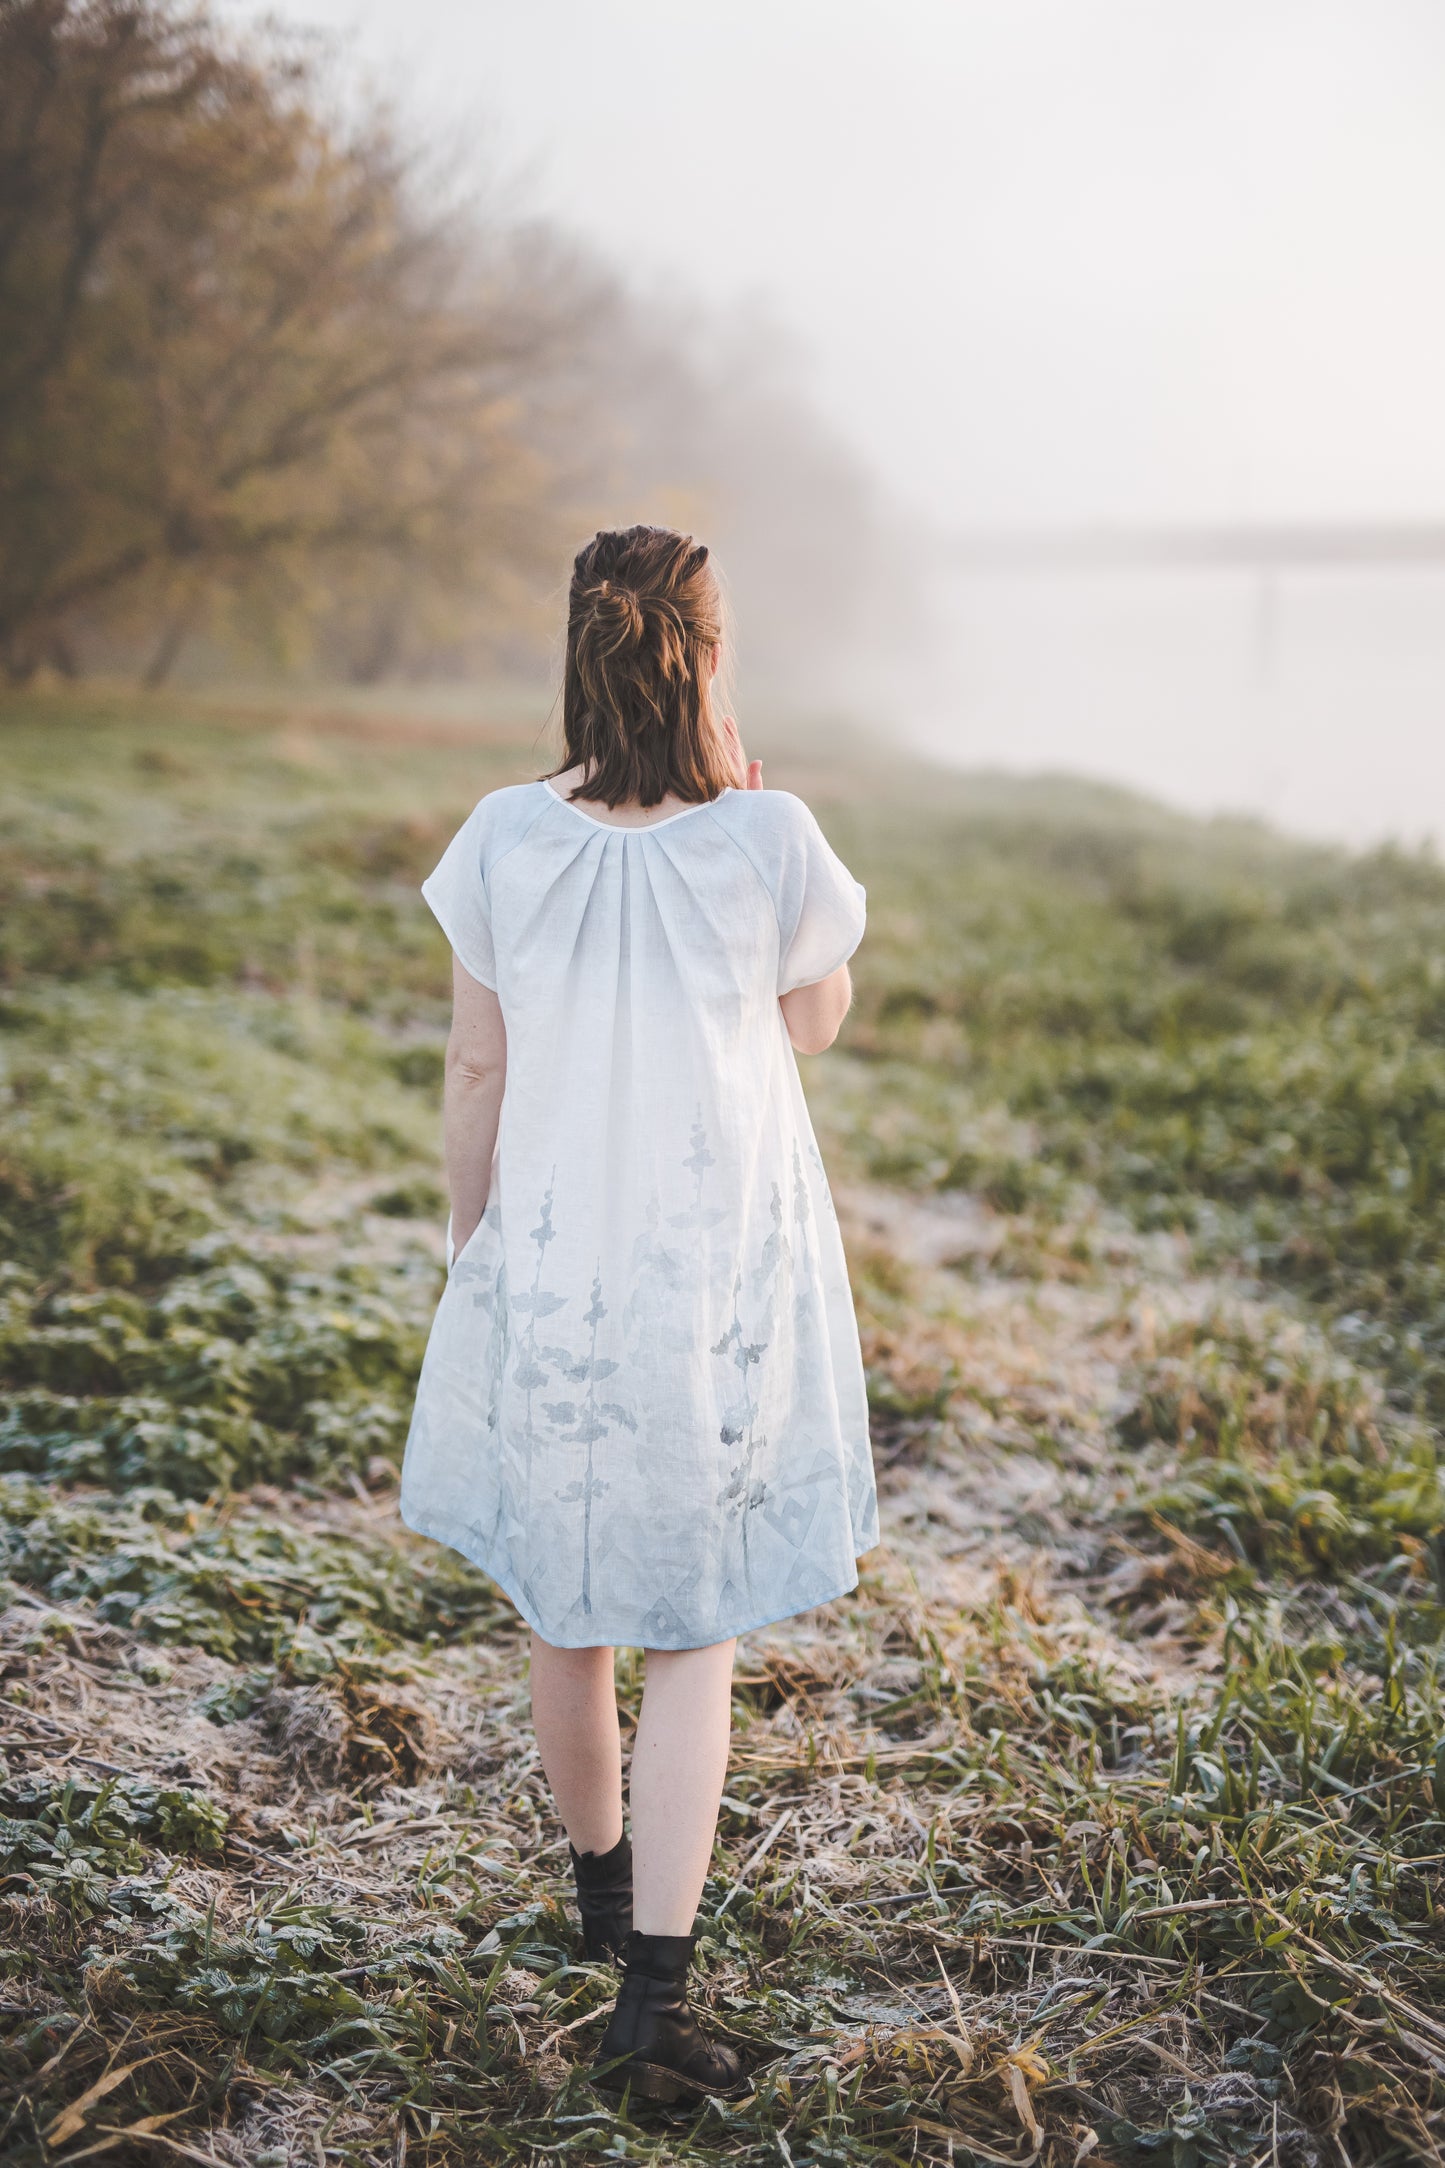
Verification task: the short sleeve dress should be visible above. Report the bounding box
[399,779,878,1650]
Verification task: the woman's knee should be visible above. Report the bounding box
[642,1638,736,1675]
[531,1633,614,1681]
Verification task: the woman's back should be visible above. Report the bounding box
[426,774,863,1065]
[403,775,875,1649]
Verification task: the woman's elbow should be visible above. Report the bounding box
[444,1042,506,1093]
[782,965,852,1055]
[787,1016,842,1056]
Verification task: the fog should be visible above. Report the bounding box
[219,0,1445,844]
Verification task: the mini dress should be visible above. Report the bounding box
[400,779,878,1649]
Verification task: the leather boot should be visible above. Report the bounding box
[593,1930,750,2103]
[569,1830,633,1961]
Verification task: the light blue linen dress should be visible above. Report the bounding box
[400,779,878,1649]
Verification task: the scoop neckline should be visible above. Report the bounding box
[541,778,732,831]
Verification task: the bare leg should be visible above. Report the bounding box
[630,1639,737,1935]
[529,1633,624,1856]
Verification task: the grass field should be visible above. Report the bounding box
[2,689,1443,2167]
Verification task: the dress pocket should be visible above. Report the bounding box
[446,1211,496,1276]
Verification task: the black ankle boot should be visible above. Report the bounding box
[593,1930,749,2104]
[569,1831,633,1961]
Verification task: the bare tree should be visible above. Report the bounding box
[0,0,913,697]
[0,0,592,682]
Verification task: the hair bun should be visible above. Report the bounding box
[593,578,646,646]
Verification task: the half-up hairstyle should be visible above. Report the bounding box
[553,525,736,808]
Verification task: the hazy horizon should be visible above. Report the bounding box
[213,0,1445,845]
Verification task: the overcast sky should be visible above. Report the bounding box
[216,2,1445,840]
[216,0,1445,530]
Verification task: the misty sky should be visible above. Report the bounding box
[217,0,1445,841]
[218,0,1445,527]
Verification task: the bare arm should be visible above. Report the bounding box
[444,956,507,1258]
[780,962,853,1056]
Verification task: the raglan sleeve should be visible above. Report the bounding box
[774,795,867,994]
[420,798,497,990]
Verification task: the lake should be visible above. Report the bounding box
[904,561,1445,847]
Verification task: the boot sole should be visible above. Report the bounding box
[592,2056,752,2106]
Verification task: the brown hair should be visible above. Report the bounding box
[552,525,736,808]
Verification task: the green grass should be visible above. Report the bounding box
[816,794,1445,1415]
[1,687,1443,2165]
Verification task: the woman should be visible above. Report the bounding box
[401,524,877,2102]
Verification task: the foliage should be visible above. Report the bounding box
[0,697,1442,2163]
[0,1770,228,1919]
[1119,1313,1445,1578]
[0,986,444,1496]
[0,1473,504,1662]
[0,0,595,683]
[0,2,912,692]
[822,790,1445,1417]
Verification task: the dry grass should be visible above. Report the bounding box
[3,692,1443,2164]
[4,1190,1442,2165]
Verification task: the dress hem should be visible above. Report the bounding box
[399,1499,879,1650]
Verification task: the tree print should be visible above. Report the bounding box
[668,1111,727,1237]
[543,1265,635,1618]
[508,1174,567,1517]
